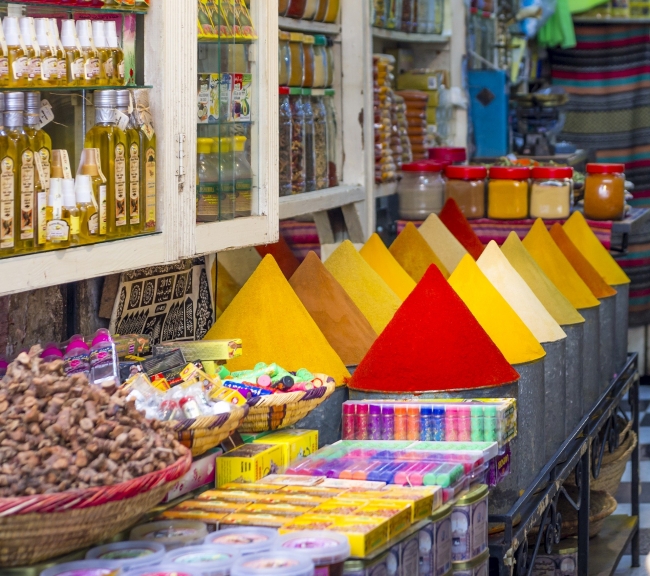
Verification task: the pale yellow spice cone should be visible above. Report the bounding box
[418,213,468,274]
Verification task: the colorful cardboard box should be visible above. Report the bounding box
[252,429,318,467]
[216,443,284,486]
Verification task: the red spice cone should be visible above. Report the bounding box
[439,198,485,259]
[256,235,301,280]
[349,264,519,393]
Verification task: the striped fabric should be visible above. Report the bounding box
[280,220,321,261]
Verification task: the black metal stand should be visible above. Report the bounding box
[489,353,641,576]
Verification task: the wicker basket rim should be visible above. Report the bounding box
[168,403,249,429]
[561,491,618,526]
[246,379,335,408]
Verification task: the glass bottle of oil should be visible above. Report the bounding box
[75,174,98,243]
[3,17,28,88]
[91,21,113,86]
[84,91,129,238]
[60,20,84,87]
[76,20,100,87]
[45,178,69,248]
[78,148,107,238]
[62,178,80,246]
[232,135,252,218]
[49,19,67,87]
[50,149,64,180]
[0,93,14,256]
[35,19,59,88]
[116,90,142,234]
[132,89,156,231]
[105,21,125,87]
[0,20,11,88]
[19,18,41,88]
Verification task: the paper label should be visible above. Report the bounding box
[57,58,66,80]
[72,56,84,79]
[12,56,28,80]
[235,178,252,214]
[99,184,107,235]
[0,157,14,249]
[84,57,100,80]
[118,59,125,80]
[0,57,8,80]
[129,142,140,225]
[142,123,155,140]
[115,143,127,227]
[145,147,156,229]
[115,110,130,132]
[88,211,98,235]
[42,56,57,80]
[29,56,42,80]
[47,219,69,242]
[37,148,50,191]
[37,191,46,245]
[20,150,34,240]
[60,149,72,180]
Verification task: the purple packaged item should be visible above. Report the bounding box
[368,405,382,440]
[223,380,273,399]
[64,336,90,377]
[381,406,395,440]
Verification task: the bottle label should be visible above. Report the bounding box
[58,58,66,80]
[12,56,28,80]
[89,344,115,372]
[118,60,125,80]
[0,157,14,249]
[37,191,46,245]
[115,143,127,227]
[84,57,100,80]
[73,57,84,80]
[235,178,253,215]
[99,184,107,235]
[42,56,57,80]
[145,147,156,229]
[47,219,69,243]
[38,148,51,191]
[88,212,98,235]
[70,215,80,236]
[104,58,114,79]
[29,57,42,79]
[129,142,140,225]
[0,58,8,80]
[20,150,35,240]
[64,352,90,376]
[197,182,220,218]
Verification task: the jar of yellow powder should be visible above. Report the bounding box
[487,166,531,219]
[584,163,626,221]
[398,161,446,219]
[530,166,573,219]
[444,165,487,219]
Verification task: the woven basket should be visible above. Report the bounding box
[557,489,617,539]
[0,451,191,567]
[238,377,336,433]
[169,404,249,457]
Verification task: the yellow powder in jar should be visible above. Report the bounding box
[204,255,350,384]
[529,183,571,219]
[563,212,630,286]
[324,240,402,334]
[477,241,567,343]
[501,232,585,326]
[359,233,416,301]
[448,254,546,365]
[418,213,468,274]
[522,219,600,310]
[389,222,449,282]
[488,180,529,219]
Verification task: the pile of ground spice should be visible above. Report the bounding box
[418,213,468,273]
[449,254,546,365]
[215,260,241,319]
[256,236,300,280]
[389,222,449,282]
[290,251,378,366]
[477,241,566,344]
[349,265,520,393]
[523,219,600,310]
[563,212,630,286]
[205,255,350,383]
[324,240,402,334]
[439,198,485,259]
[359,233,416,301]
[549,224,617,299]
[501,232,585,326]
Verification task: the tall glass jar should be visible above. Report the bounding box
[324,88,338,187]
[279,87,293,196]
[313,35,327,89]
[303,0,320,20]
[312,90,329,190]
[289,88,306,194]
[584,163,625,221]
[324,0,340,22]
[444,165,487,219]
[288,33,304,87]
[279,0,290,16]
[315,0,329,21]
[286,0,307,19]
[401,0,415,31]
[487,166,531,219]
[530,166,573,219]
[326,37,334,87]
[302,34,315,88]
[279,31,291,86]
[302,88,317,192]
[398,161,446,219]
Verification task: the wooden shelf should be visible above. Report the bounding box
[278,16,340,35]
[372,27,451,44]
[375,182,398,198]
[194,216,276,256]
[588,515,639,576]
[279,184,365,219]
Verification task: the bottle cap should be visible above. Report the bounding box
[3,17,22,47]
[356,404,369,415]
[51,150,65,179]
[35,18,50,46]
[395,405,407,415]
[233,135,247,152]
[257,374,272,388]
[369,404,381,415]
[75,20,93,48]
[407,405,420,415]
[66,337,89,353]
[445,406,457,416]
[49,18,62,46]
[484,406,498,417]
[421,405,433,415]
[382,405,394,415]
[105,20,119,48]
[93,90,117,108]
[41,345,63,359]
[5,92,24,111]
[91,20,107,48]
[91,328,113,347]
[471,406,484,416]
[19,18,35,47]
[60,20,78,48]
[62,178,76,207]
[0,93,6,114]
[115,89,130,109]
[77,148,100,177]
[433,407,445,416]
[24,91,40,111]
[342,403,356,415]
[197,137,213,155]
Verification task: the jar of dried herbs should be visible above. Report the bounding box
[324,88,338,187]
[312,89,329,190]
[279,87,293,196]
[289,88,306,194]
[302,87,317,192]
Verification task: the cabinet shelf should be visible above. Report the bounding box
[279,184,365,219]
[278,16,340,35]
[372,27,450,44]
[0,1,148,15]
[31,84,152,92]
[375,182,398,198]
[194,216,276,255]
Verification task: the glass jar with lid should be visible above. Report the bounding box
[530,166,573,219]
[302,34,315,88]
[324,88,338,187]
[312,35,328,89]
[326,37,334,87]
[397,161,446,219]
[279,0,290,16]
[487,166,531,219]
[324,0,340,22]
[303,0,320,20]
[584,163,626,220]
[444,165,487,219]
[311,90,329,190]
[303,88,317,192]
[279,31,291,86]
[289,88,306,194]
[288,33,305,87]
[315,0,329,21]
[286,0,307,19]
[279,87,293,196]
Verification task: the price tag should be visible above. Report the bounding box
[61,150,73,180]
[142,123,155,140]
[114,109,130,132]
[38,99,54,130]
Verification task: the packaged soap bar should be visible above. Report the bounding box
[354,501,412,538]
[382,485,443,518]
[257,493,328,507]
[205,526,279,554]
[166,499,245,514]
[244,502,314,517]
[221,482,281,493]
[217,443,284,486]
[160,509,228,527]
[253,429,319,467]
[199,490,262,504]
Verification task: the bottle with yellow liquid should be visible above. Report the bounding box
[92,21,113,86]
[116,90,142,234]
[132,89,156,230]
[84,91,129,238]
[0,94,14,256]
[62,178,80,246]
[45,178,69,248]
[76,20,100,87]
[78,148,107,238]
[75,174,98,244]
[19,18,40,88]
[3,18,28,88]
[0,21,11,88]
[232,135,252,218]
[49,19,67,86]
[60,20,84,87]
[105,21,125,86]
[34,19,60,88]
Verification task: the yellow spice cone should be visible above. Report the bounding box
[502,232,584,326]
[389,222,450,282]
[418,213,468,273]
[204,255,350,384]
[359,233,416,301]
[477,241,567,343]
[523,219,600,310]
[563,212,630,286]
[449,254,546,364]
[325,240,402,334]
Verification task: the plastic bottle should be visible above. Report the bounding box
[355,403,369,440]
[0,22,9,88]
[45,178,69,248]
[78,148,107,237]
[41,343,63,362]
[64,335,90,377]
[368,404,382,440]
[445,406,458,441]
[420,405,433,441]
[91,21,113,85]
[34,19,59,87]
[62,177,80,245]
[105,21,125,86]
[432,406,445,441]
[457,405,471,441]
[215,136,234,221]
[89,329,119,390]
[0,94,14,256]
[19,18,40,87]
[232,135,252,218]
[60,20,84,87]
[197,137,220,222]
[75,174,99,243]
[407,405,420,440]
[341,403,355,440]
[3,17,28,88]
[381,405,395,440]
[131,89,156,230]
[483,405,498,442]
[76,20,100,86]
[394,405,407,440]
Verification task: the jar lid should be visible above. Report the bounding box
[164,545,241,575]
[313,35,327,46]
[277,531,351,566]
[205,527,279,554]
[445,165,487,180]
[41,561,122,576]
[402,161,444,173]
[231,551,315,576]
[86,541,166,568]
[289,87,303,96]
[280,87,290,95]
[429,147,467,163]
[302,88,312,96]
[489,166,531,180]
[531,166,573,179]
[586,163,625,174]
[279,30,291,40]
[302,34,315,45]
[289,32,304,42]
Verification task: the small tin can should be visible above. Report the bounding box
[451,549,489,576]
[451,485,488,562]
